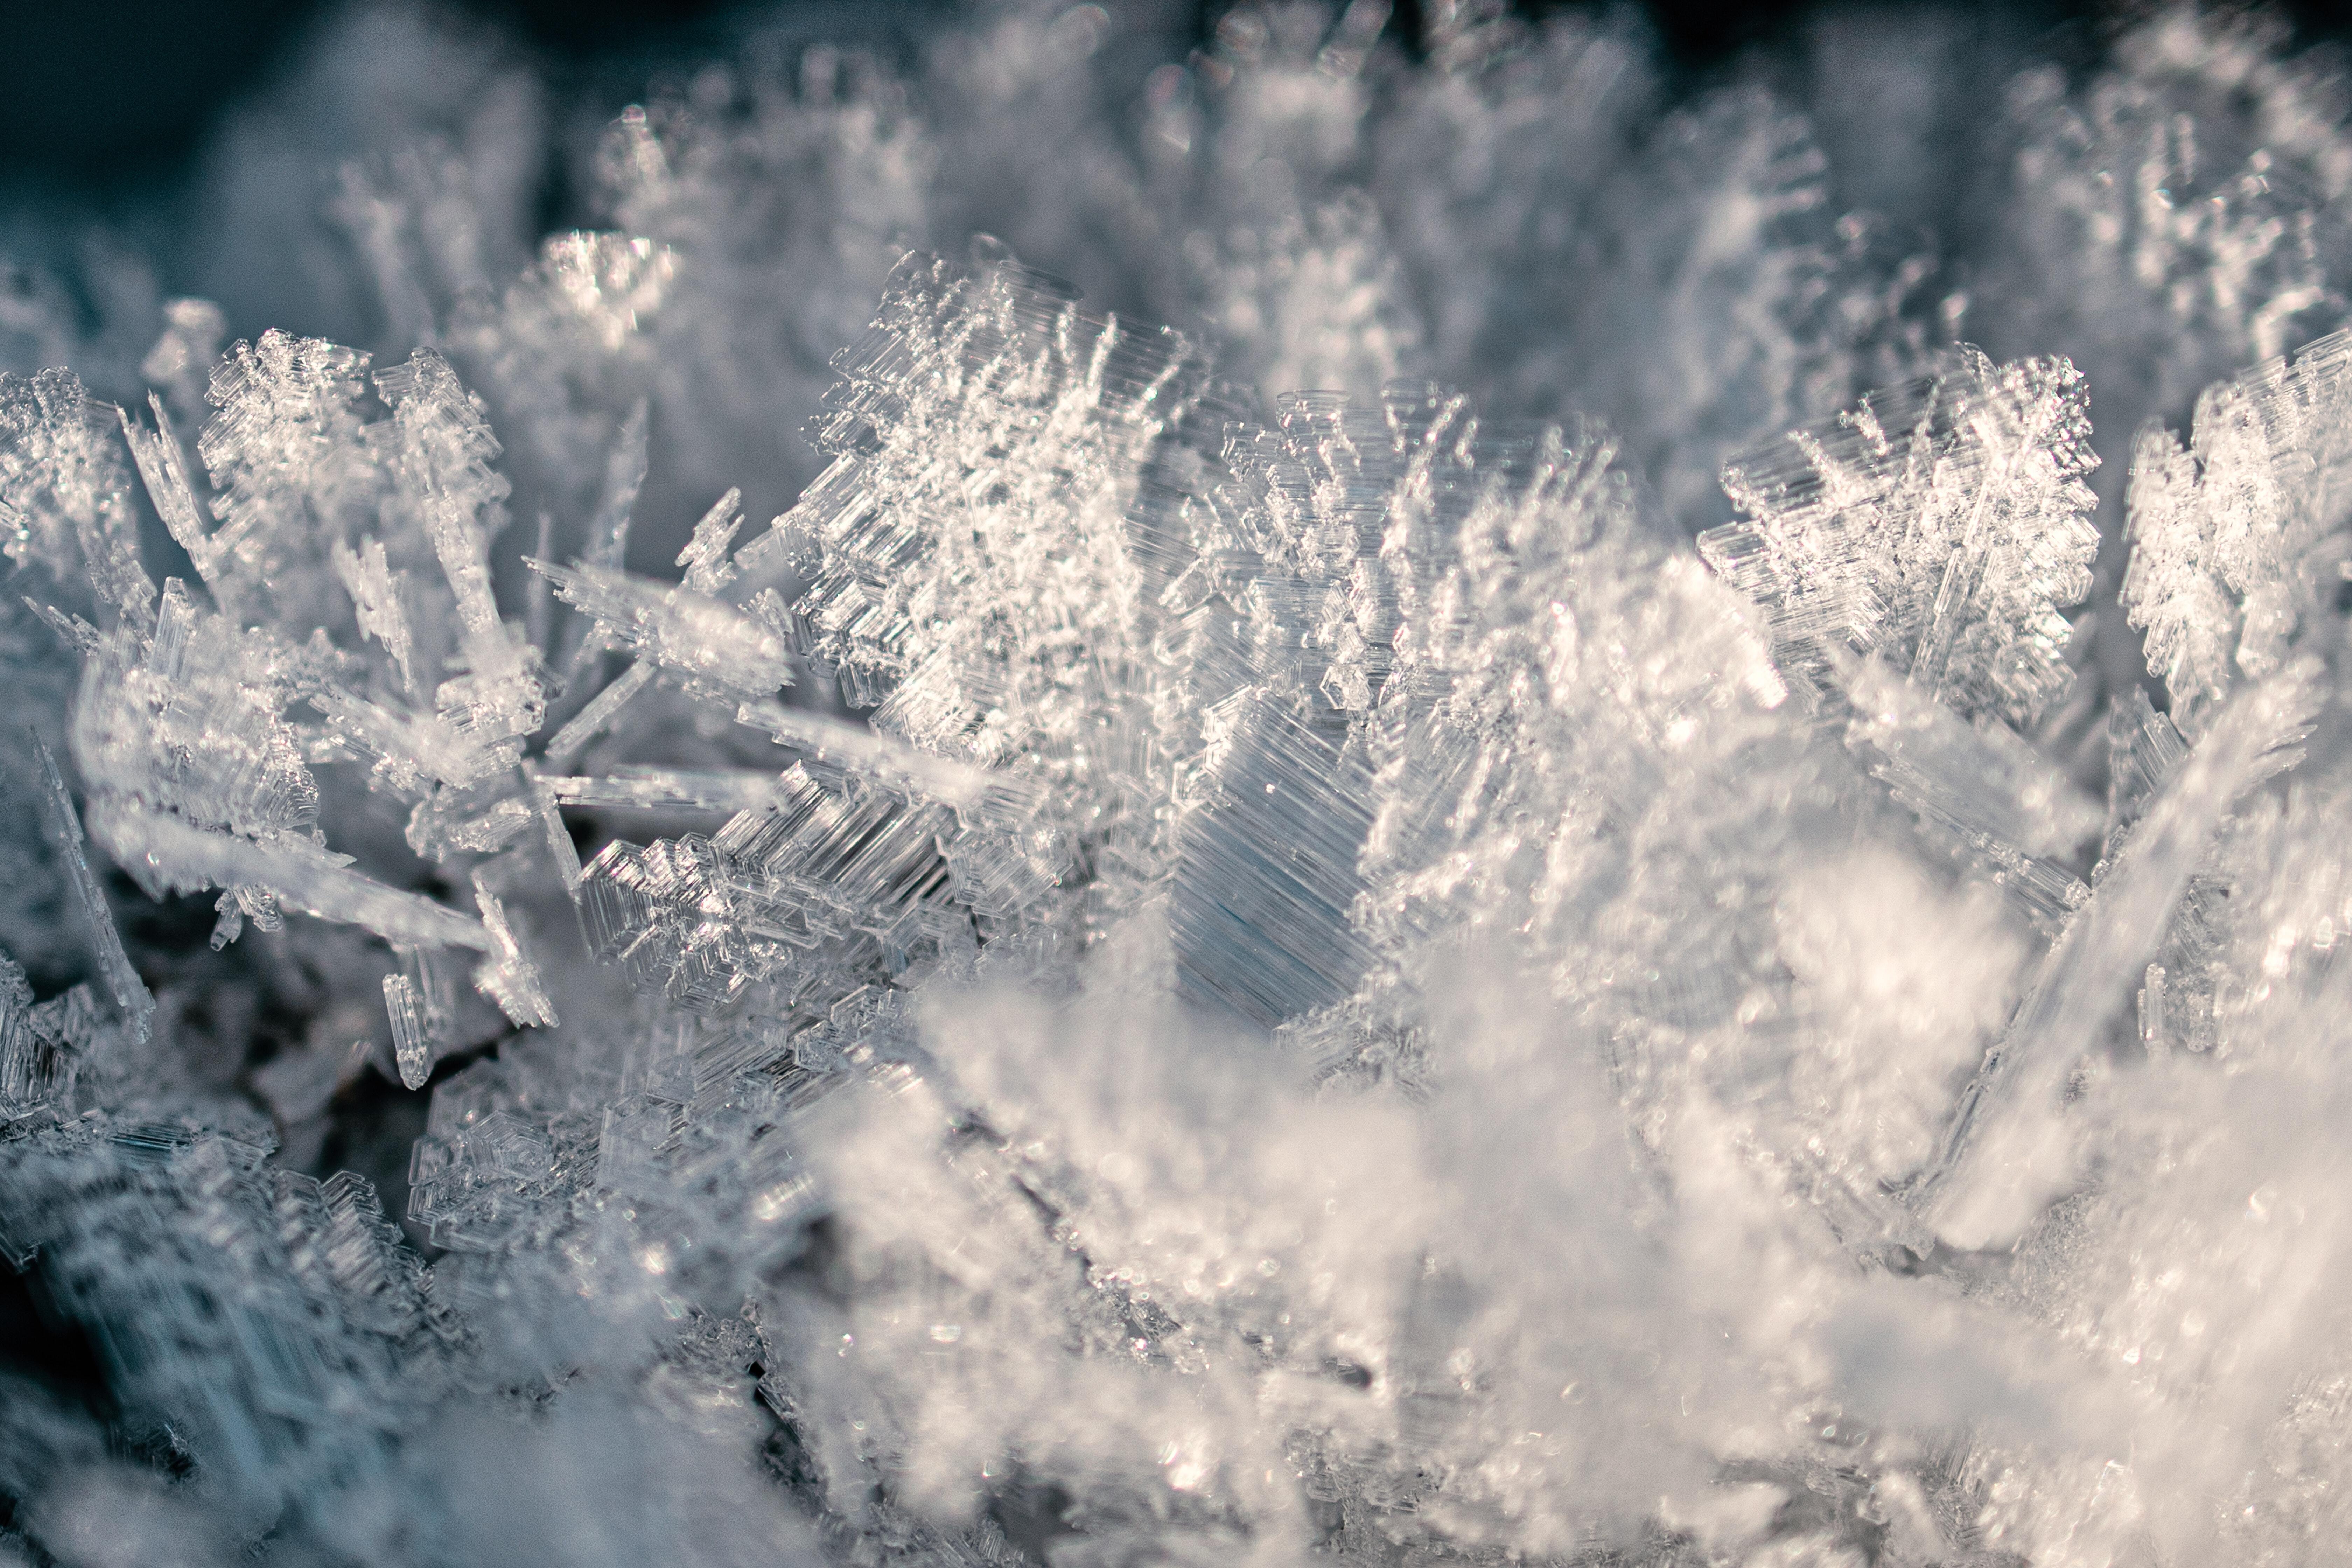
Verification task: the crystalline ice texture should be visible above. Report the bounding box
[541,658,654,771]
[1144,387,1472,1022]
[330,535,416,692]
[32,734,154,1041]
[527,556,793,708]
[0,370,153,625]
[68,589,488,957]
[581,763,969,1014]
[0,1118,433,1515]
[75,579,317,838]
[1701,349,2100,732]
[0,952,77,1116]
[2122,327,2352,734]
[386,972,431,1090]
[782,252,1200,777]
[676,486,743,595]
[196,331,383,628]
[12,17,2352,1562]
[373,349,547,754]
[1172,692,1376,1026]
[1918,662,2318,1248]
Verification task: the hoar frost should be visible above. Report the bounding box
[7,3,2352,1567]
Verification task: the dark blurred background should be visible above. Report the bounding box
[7,0,2352,194]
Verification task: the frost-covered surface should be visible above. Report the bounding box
[10,1,2352,1564]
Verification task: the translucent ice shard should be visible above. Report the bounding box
[32,735,153,1042]
[447,230,675,565]
[386,972,431,1090]
[0,952,78,1117]
[732,699,1038,822]
[1172,692,1377,1026]
[526,233,678,359]
[120,393,220,587]
[583,398,648,574]
[676,486,743,596]
[330,535,417,693]
[92,797,488,952]
[1916,661,2319,1248]
[541,658,653,771]
[544,767,788,815]
[387,944,465,1092]
[470,873,556,1030]
[2103,684,2191,855]
[527,556,792,708]
[1701,350,2101,731]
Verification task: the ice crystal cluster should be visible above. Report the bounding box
[13,1,2352,1563]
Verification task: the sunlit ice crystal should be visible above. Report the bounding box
[782,249,1202,761]
[1700,346,2101,733]
[526,554,793,708]
[0,370,153,627]
[2123,326,2352,735]
[14,5,2352,1567]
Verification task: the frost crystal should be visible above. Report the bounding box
[1701,348,2101,730]
[9,7,2352,1568]
[2123,328,2352,734]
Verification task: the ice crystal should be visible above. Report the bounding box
[2123,327,2352,733]
[1701,347,2101,731]
[8,5,2352,1567]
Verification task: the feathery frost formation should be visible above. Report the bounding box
[9,2,2352,1566]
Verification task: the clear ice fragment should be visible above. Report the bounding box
[91,797,488,952]
[543,768,788,814]
[386,973,430,1090]
[331,536,416,692]
[120,393,221,585]
[677,486,743,595]
[33,734,154,1042]
[541,659,654,771]
[733,698,1041,824]
[470,874,556,1029]
[0,953,77,1116]
[528,558,793,708]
